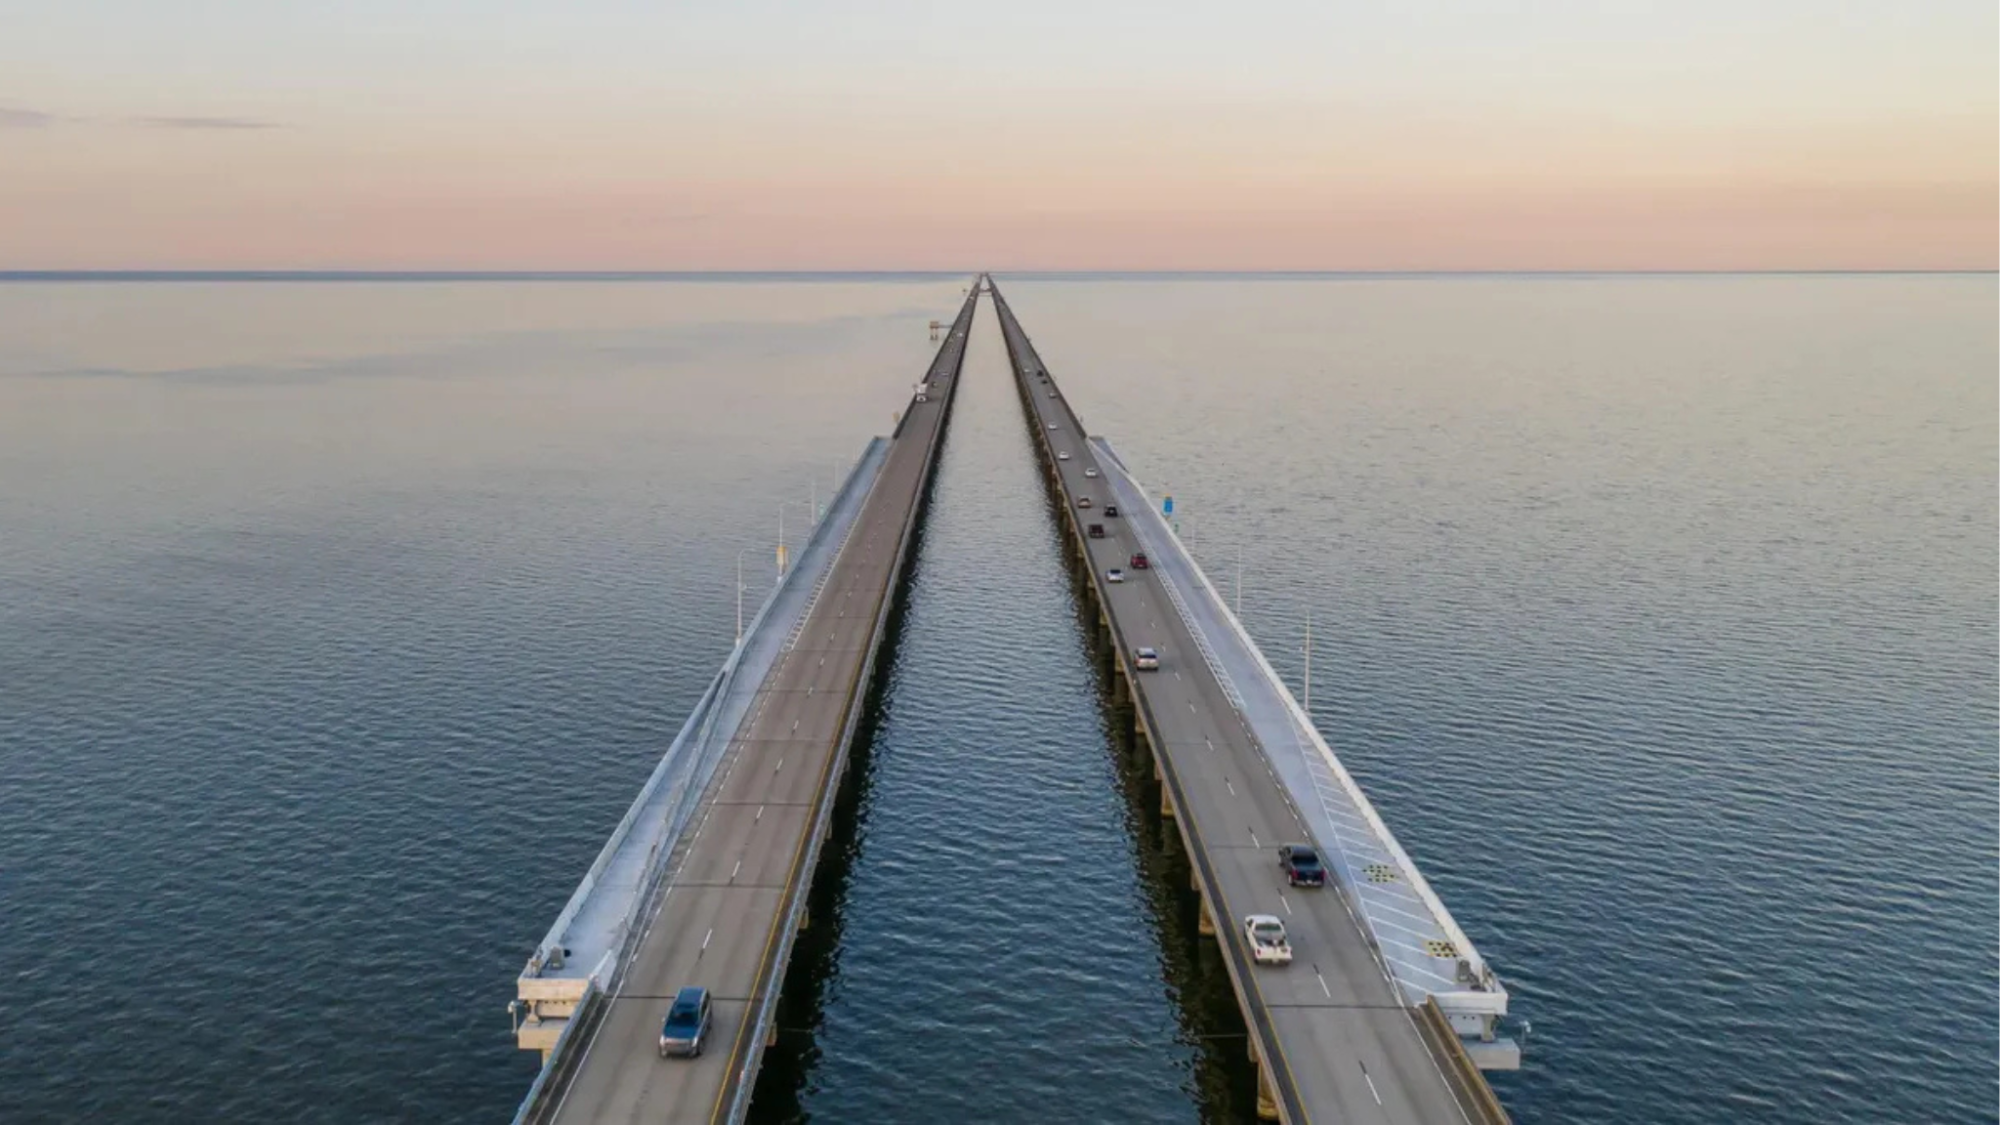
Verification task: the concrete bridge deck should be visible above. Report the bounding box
[989,280,1511,1125]
[515,282,981,1125]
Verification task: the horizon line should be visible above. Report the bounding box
[1,268,1994,283]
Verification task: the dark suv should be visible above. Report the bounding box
[1278,844,1326,887]
[658,986,713,1057]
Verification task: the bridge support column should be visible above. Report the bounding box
[1256,1062,1280,1121]
[1160,787,1175,819]
[767,1022,778,1048]
[1196,891,1215,937]
[797,910,809,934]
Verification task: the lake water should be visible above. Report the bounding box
[0,273,1992,1123]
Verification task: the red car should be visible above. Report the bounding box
[1130,552,1149,570]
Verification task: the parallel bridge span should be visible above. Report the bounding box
[511,282,981,1124]
[990,278,1516,1125]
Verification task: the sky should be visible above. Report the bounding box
[1,0,1994,270]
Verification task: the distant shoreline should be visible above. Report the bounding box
[0,269,1992,282]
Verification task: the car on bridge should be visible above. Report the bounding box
[1134,646,1159,670]
[1058,451,1070,461]
[1084,467,1099,478]
[1278,844,1327,887]
[1130,551,1148,569]
[1103,504,1119,517]
[1245,915,1293,965]
[1106,567,1125,583]
[658,987,712,1058]
[1088,523,1105,538]
[1078,497,1092,508]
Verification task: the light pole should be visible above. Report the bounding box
[1234,543,1244,616]
[1302,605,1313,714]
[735,548,750,646]
[777,500,812,582]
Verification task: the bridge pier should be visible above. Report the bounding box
[1256,1062,1280,1121]
[1196,887,1216,937]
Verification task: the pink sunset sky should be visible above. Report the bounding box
[2,0,1994,270]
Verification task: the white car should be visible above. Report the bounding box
[1133,646,1159,670]
[1084,467,1099,478]
[1245,915,1292,965]
[1106,568,1125,583]
[1057,451,1070,461]
[1048,422,1059,430]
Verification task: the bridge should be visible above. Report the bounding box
[508,275,1518,1124]
[509,282,978,1124]
[990,279,1515,1124]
